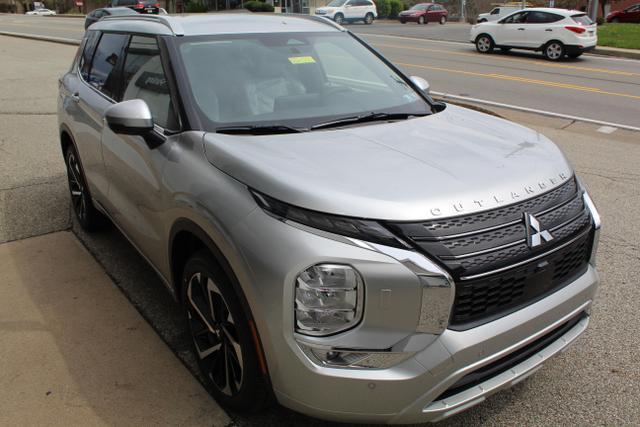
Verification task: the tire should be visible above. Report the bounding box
[439,15,446,24]
[611,17,619,23]
[475,34,494,53]
[181,251,270,412]
[567,52,582,58]
[364,12,373,24]
[418,15,425,24]
[400,19,406,23]
[543,40,565,61]
[64,144,104,231]
[334,13,344,24]
[478,18,487,23]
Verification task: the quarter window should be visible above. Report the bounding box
[88,32,128,99]
[121,35,178,129]
[491,7,500,14]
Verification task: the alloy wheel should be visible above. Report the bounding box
[66,151,87,223]
[334,14,343,24]
[365,13,373,24]
[186,272,243,396]
[477,36,491,52]
[546,42,563,60]
[439,16,446,24]
[418,16,425,24]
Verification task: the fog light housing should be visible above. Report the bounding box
[298,343,413,369]
[295,264,363,336]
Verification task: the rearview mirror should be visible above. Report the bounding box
[410,75,430,94]
[105,99,154,136]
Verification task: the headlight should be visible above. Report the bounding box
[295,264,363,336]
[251,190,408,248]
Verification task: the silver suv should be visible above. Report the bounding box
[58,14,600,423]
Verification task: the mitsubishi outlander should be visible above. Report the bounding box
[58,14,600,423]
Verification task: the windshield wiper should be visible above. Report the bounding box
[215,124,306,135]
[310,112,428,131]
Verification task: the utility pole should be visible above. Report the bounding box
[588,0,599,21]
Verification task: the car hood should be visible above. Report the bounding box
[203,104,574,221]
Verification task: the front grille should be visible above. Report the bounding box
[387,178,593,329]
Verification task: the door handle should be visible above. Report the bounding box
[517,27,525,30]
[70,93,80,103]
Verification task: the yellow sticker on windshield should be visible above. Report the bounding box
[288,56,316,64]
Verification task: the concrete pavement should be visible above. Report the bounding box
[0,36,74,243]
[0,231,230,426]
[0,33,639,426]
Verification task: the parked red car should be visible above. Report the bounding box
[398,3,448,24]
[606,3,640,23]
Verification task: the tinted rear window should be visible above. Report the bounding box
[572,14,593,25]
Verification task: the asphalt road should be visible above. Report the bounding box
[1,14,640,128]
[1,31,640,426]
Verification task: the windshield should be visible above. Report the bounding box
[410,4,428,10]
[327,0,347,6]
[177,32,431,131]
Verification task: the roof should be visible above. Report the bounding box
[520,7,584,15]
[91,13,344,37]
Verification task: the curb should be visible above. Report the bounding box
[0,31,80,45]
[592,47,640,60]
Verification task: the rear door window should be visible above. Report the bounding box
[526,11,563,23]
[88,32,129,99]
[79,31,100,80]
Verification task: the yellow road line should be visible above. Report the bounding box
[375,42,640,77]
[395,62,640,100]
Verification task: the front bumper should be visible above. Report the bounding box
[276,267,597,424]
[231,192,600,424]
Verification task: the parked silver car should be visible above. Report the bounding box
[58,14,600,423]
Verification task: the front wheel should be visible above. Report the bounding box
[182,251,270,412]
[334,13,344,24]
[543,41,565,61]
[439,15,446,24]
[364,12,373,24]
[418,15,425,24]
[475,34,494,53]
[611,17,620,23]
[400,19,406,23]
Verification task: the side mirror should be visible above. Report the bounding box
[410,75,430,94]
[105,99,154,136]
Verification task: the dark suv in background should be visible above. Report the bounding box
[109,0,160,14]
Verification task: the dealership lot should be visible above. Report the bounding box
[0,27,639,427]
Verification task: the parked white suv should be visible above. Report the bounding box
[470,8,597,60]
[315,0,377,25]
[477,5,520,23]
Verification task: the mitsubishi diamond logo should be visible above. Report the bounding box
[524,213,553,248]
